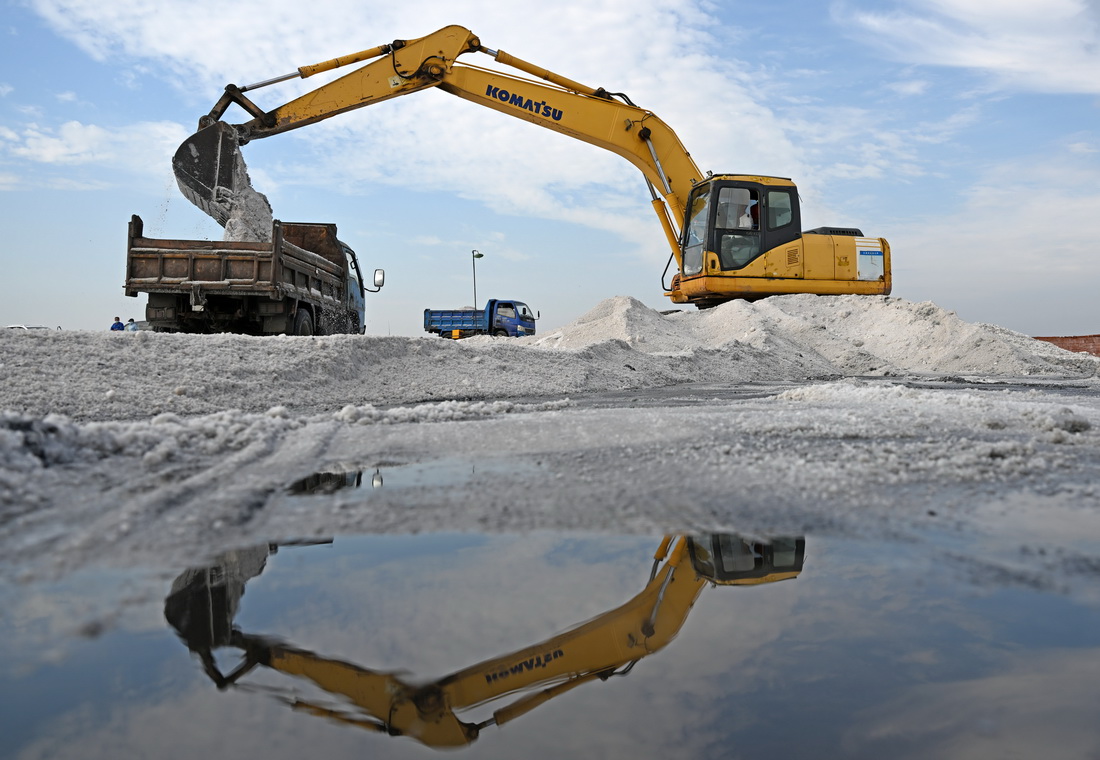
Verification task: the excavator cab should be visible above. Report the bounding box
[671,172,889,306]
[680,176,802,279]
[686,534,806,585]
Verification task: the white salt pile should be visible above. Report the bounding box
[526,295,1094,377]
[0,295,1095,424]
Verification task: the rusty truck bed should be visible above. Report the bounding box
[125,215,347,307]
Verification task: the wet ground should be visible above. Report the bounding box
[4,524,1100,759]
[3,376,1100,758]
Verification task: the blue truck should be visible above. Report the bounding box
[424,299,538,339]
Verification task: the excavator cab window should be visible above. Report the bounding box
[766,190,794,231]
[681,191,710,276]
[714,186,762,270]
[715,187,758,230]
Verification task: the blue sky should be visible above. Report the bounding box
[2,0,1097,336]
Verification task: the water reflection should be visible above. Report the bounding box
[7,530,1100,759]
[284,460,534,495]
[165,534,804,748]
[286,468,386,494]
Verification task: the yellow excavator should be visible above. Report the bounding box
[165,533,805,748]
[172,25,889,308]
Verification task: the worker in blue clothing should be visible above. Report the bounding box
[110,317,125,331]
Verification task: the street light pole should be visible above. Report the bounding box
[471,249,484,308]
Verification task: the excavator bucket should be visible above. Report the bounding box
[172,121,242,226]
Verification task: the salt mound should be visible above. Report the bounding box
[1,295,1094,425]
[527,296,695,353]
[524,294,1098,377]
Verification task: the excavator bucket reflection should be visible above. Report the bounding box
[171,121,242,226]
[165,534,805,749]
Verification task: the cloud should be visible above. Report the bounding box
[886,149,1100,333]
[885,79,929,96]
[909,156,1100,266]
[839,0,1100,94]
[846,648,1100,759]
[11,121,114,164]
[26,0,1090,312]
[3,119,188,175]
[777,102,981,203]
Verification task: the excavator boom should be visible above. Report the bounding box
[172,25,695,252]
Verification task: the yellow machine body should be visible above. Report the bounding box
[174,26,891,308]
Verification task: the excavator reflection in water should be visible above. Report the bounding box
[165,533,805,749]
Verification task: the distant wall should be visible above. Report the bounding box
[1034,335,1100,356]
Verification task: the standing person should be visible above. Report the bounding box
[125,318,139,332]
[110,317,125,331]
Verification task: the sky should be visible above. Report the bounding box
[1,0,1098,337]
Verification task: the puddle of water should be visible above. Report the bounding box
[2,532,1099,759]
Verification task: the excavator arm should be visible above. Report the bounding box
[173,25,697,264]
[219,546,703,748]
[196,26,481,138]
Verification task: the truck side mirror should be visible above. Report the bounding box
[373,269,385,288]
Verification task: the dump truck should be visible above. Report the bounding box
[124,215,383,335]
[424,299,537,339]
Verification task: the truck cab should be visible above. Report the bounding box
[340,241,384,334]
[490,300,537,337]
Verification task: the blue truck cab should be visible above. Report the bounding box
[424,299,538,339]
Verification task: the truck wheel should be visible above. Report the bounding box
[494,329,508,337]
[291,309,314,336]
